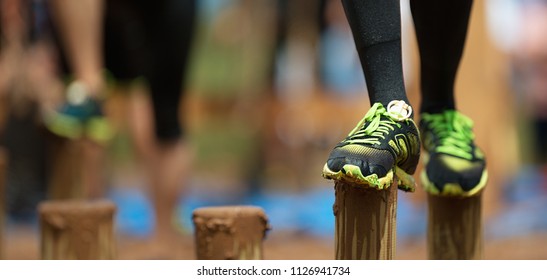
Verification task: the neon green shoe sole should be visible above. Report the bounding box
[420,168,488,197]
[322,163,416,191]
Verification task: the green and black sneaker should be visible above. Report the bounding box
[44,81,114,144]
[322,101,421,191]
[420,110,488,197]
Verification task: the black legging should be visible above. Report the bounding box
[341,0,473,114]
[50,0,196,142]
[104,0,196,142]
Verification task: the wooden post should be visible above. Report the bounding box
[47,138,83,199]
[427,193,483,259]
[39,200,116,260]
[48,137,106,200]
[192,206,270,260]
[333,181,398,260]
[0,149,6,260]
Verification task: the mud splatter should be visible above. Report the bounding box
[333,181,397,260]
[39,200,116,260]
[193,206,269,260]
[427,193,482,259]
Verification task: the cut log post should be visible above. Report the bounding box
[0,149,6,259]
[47,138,83,199]
[192,206,270,260]
[333,180,398,260]
[427,193,483,259]
[48,138,106,200]
[39,200,116,260]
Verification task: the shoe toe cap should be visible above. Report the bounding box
[426,155,486,192]
[327,156,390,178]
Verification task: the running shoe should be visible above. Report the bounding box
[420,110,487,196]
[322,100,421,191]
[44,81,114,143]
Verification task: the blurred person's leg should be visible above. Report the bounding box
[145,0,196,242]
[47,0,109,199]
[410,0,487,196]
[48,0,104,94]
[512,2,547,164]
[322,0,420,191]
[0,0,50,222]
[1,0,64,111]
[46,0,111,143]
[105,0,196,245]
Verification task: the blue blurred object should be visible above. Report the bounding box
[109,187,155,238]
[486,197,547,238]
[486,165,547,239]
[396,194,427,240]
[172,182,336,236]
[294,186,336,238]
[248,190,310,233]
[109,164,547,242]
[246,185,336,238]
[176,189,245,233]
[111,182,429,242]
[501,165,547,203]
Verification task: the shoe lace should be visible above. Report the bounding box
[345,103,404,146]
[422,111,475,160]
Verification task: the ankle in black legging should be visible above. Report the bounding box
[341,0,409,110]
[410,0,474,114]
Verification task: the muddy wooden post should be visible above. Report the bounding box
[427,193,483,259]
[39,200,116,260]
[192,206,270,260]
[0,149,6,259]
[334,181,397,260]
[48,138,106,200]
[48,138,83,199]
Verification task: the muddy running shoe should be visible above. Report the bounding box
[44,81,114,143]
[420,110,487,197]
[322,101,421,191]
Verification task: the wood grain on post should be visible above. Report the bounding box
[193,206,270,260]
[48,139,83,199]
[427,193,483,259]
[48,138,106,199]
[334,180,397,260]
[0,149,6,259]
[39,200,116,260]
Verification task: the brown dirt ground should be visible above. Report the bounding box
[3,225,547,260]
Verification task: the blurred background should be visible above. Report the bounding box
[0,0,546,259]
